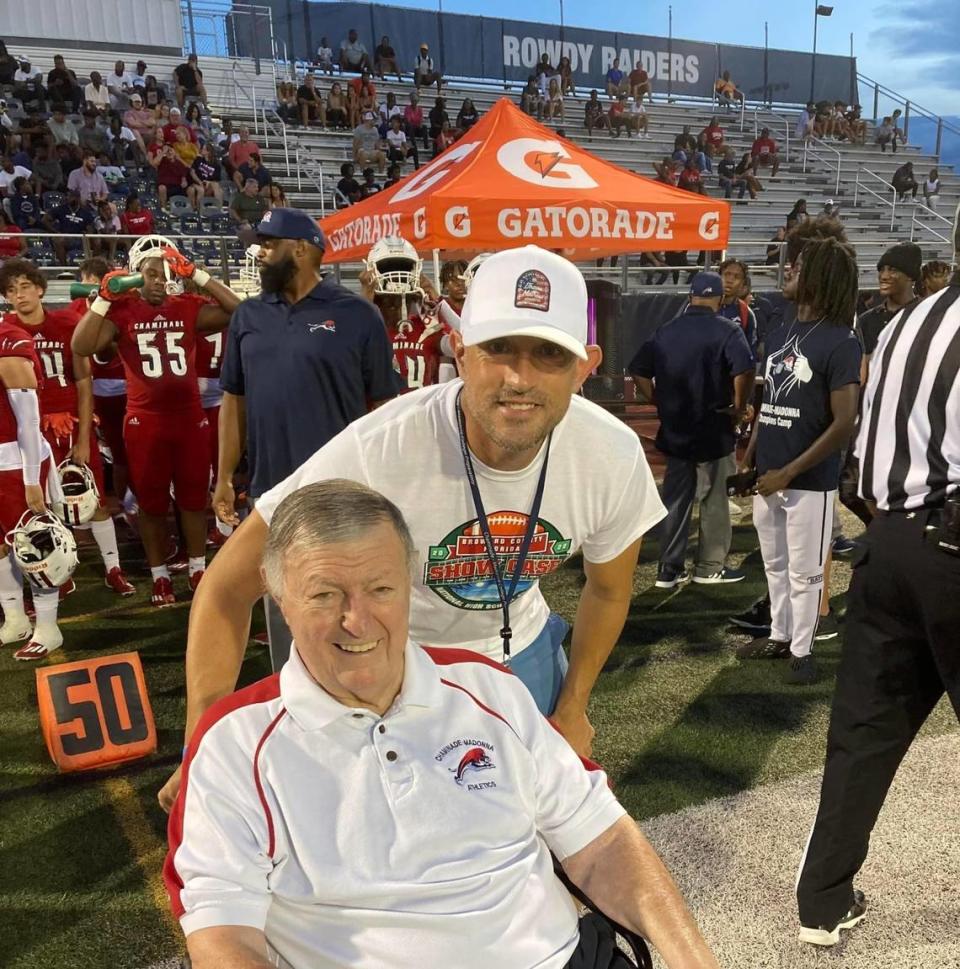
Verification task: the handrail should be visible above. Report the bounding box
[294,146,328,217]
[752,106,791,163]
[802,135,841,195]
[909,206,954,248]
[854,166,897,230]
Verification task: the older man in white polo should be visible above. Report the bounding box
[165,479,720,969]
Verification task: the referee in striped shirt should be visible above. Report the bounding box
[795,267,960,947]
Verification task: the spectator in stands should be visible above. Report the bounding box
[890,108,905,143]
[717,147,750,200]
[922,167,940,210]
[383,162,402,189]
[404,92,428,149]
[827,101,851,141]
[456,97,480,132]
[96,152,128,194]
[787,199,809,224]
[796,102,816,141]
[56,143,81,183]
[235,152,271,193]
[78,110,109,157]
[31,143,64,193]
[13,59,46,112]
[701,117,725,158]
[149,139,191,208]
[584,90,609,138]
[106,114,145,166]
[766,226,787,265]
[84,72,110,114]
[628,95,649,138]
[734,151,763,196]
[374,36,402,82]
[414,43,442,93]
[0,42,18,86]
[175,54,209,109]
[0,156,29,204]
[534,53,553,82]
[267,183,287,208]
[750,127,780,178]
[132,60,150,89]
[46,104,79,148]
[230,177,269,228]
[919,259,951,297]
[216,117,240,150]
[629,63,653,104]
[673,125,696,159]
[142,74,164,111]
[652,156,678,185]
[120,192,155,236]
[43,190,94,263]
[10,176,41,232]
[892,160,919,201]
[66,151,108,204]
[386,115,416,168]
[183,103,210,142]
[353,112,386,173]
[428,97,449,143]
[171,125,199,166]
[276,80,297,124]
[434,119,456,155]
[297,74,326,128]
[715,70,743,108]
[315,37,334,75]
[605,58,628,97]
[875,115,896,153]
[227,126,261,171]
[520,76,544,120]
[0,209,26,262]
[351,74,378,128]
[326,83,349,130]
[107,60,135,108]
[16,110,49,154]
[844,104,866,144]
[558,56,575,96]
[678,158,706,195]
[189,142,223,210]
[46,55,82,112]
[340,30,372,73]
[92,198,122,260]
[359,166,382,199]
[378,92,402,135]
[163,106,198,148]
[608,94,631,137]
[545,80,564,122]
[337,161,361,205]
[124,93,157,141]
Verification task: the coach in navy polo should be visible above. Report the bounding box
[216,207,401,668]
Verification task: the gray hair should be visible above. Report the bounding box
[262,479,415,598]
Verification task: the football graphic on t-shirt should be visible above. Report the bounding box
[764,334,814,403]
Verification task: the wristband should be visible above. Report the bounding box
[192,268,211,288]
[91,296,112,317]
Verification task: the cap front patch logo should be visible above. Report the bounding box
[260,210,272,223]
[514,269,551,312]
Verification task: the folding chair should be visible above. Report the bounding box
[168,195,193,218]
[198,197,225,219]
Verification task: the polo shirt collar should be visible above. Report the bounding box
[260,277,330,305]
[280,639,444,731]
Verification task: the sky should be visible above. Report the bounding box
[370,0,958,118]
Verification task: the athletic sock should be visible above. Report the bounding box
[188,556,205,577]
[216,518,234,538]
[33,588,60,626]
[150,565,171,582]
[0,553,25,617]
[90,517,121,571]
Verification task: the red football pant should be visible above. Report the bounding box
[204,405,220,486]
[123,412,210,516]
[94,394,128,468]
[0,458,53,538]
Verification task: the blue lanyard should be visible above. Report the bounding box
[455,390,551,665]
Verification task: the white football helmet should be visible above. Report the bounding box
[365,236,423,296]
[8,512,78,590]
[128,234,183,295]
[238,244,262,296]
[462,252,492,291]
[54,460,100,526]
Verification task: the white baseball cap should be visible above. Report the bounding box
[460,246,588,360]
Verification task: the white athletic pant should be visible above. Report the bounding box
[753,489,835,657]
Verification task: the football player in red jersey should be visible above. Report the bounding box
[0,259,136,597]
[72,236,241,606]
[0,311,65,659]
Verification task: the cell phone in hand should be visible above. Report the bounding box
[726,469,758,497]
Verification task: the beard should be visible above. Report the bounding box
[259,254,298,293]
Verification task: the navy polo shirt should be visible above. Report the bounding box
[221,276,402,498]
[629,305,754,462]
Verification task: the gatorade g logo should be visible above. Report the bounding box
[423,512,572,610]
[392,141,483,202]
[496,138,598,189]
[445,206,472,237]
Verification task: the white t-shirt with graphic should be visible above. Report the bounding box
[256,380,665,660]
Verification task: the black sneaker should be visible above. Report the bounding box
[832,535,859,556]
[655,567,690,590]
[728,595,771,635]
[785,654,818,685]
[814,612,839,641]
[693,566,746,584]
[798,890,867,946]
[736,637,791,659]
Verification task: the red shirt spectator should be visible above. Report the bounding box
[629,67,648,88]
[0,221,24,260]
[121,203,155,236]
[227,131,261,170]
[678,165,703,192]
[162,120,197,146]
[752,135,777,158]
[350,75,377,99]
[703,121,725,149]
[404,103,424,128]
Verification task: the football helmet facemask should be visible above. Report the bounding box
[8,511,79,590]
[127,234,184,295]
[54,460,100,526]
[365,236,423,296]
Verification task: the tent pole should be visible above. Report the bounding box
[433,249,441,291]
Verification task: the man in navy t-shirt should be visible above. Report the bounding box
[736,238,861,684]
[215,208,401,669]
[630,271,755,589]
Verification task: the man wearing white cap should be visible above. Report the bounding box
[159,245,665,811]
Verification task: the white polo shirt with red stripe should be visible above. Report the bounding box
[165,643,626,969]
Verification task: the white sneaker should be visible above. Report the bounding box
[1,610,33,645]
[14,623,64,661]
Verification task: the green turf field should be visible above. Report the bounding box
[1,509,956,969]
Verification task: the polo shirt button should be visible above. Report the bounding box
[386,750,398,762]
[378,724,386,734]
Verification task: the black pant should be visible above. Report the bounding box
[796,510,960,926]
[838,449,873,527]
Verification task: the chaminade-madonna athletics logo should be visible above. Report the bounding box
[424,511,572,609]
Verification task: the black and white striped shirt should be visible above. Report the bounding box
[856,285,960,511]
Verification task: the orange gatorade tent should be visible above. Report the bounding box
[320,97,730,262]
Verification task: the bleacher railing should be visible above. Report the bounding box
[909,207,954,249]
[853,167,898,231]
[752,106,792,163]
[802,135,842,195]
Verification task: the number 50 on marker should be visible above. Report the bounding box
[36,653,157,772]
